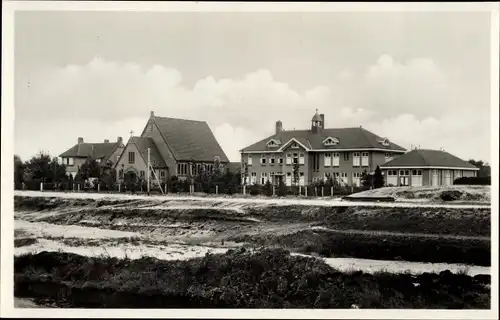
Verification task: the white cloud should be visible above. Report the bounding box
[15,55,490,163]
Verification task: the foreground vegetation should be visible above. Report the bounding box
[15,249,490,309]
[231,229,490,266]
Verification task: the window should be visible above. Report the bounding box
[278,156,284,164]
[353,152,361,167]
[399,170,410,176]
[361,152,369,167]
[261,154,267,165]
[128,152,135,164]
[286,153,292,165]
[140,170,145,178]
[293,153,299,164]
[454,170,462,179]
[343,153,349,161]
[412,170,422,176]
[251,172,257,184]
[352,172,361,187]
[299,153,305,165]
[177,163,189,175]
[96,159,101,163]
[323,137,339,146]
[270,156,276,165]
[286,172,292,186]
[332,152,340,167]
[247,155,253,166]
[324,153,332,167]
[387,170,398,176]
[384,153,393,163]
[261,172,269,185]
[267,139,280,147]
[119,169,124,179]
[340,172,348,184]
[160,170,166,178]
[65,158,74,166]
[381,138,390,146]
[299,172,305,186]
[291,142,299,149]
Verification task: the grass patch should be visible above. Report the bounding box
[230,230,491,266]
[14,249,490,309]
[14,238,38,248]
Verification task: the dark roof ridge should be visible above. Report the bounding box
[414,149,430,166]
[153,115,206,123]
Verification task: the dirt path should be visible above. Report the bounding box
[15,190,491,209]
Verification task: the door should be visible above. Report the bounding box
[286,173,292,186]
[432,170,439,186]
[444,170,451,186]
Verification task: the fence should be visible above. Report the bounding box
[15,180,364,198]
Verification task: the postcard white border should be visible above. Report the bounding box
[1,1,499,319]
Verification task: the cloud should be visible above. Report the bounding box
[15,55,490,163]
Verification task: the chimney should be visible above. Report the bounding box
[150,111,155,118]
[320,114,325,128]
[275,120,283,134]
[117,136,123,145]
[78,137,84,144]
[104,139,110,143]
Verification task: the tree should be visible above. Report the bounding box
[242,162,249,185]
[77,156,101,181]
[360,170,373,190]
[468,159,491,177]
[25,151,52,182]
[14,155,25,187]
[292,163,300,187]
[373,165,385,189]
[124,171,138,193]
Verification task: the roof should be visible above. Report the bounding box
[240,127,406,152]
[311,111,322,121]
[59,142,120,159]
[381,149,478,169]
[153,116,230,162]
[129,136,166,168]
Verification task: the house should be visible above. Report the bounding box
[114,111,230,185]
[379,149,478,187]
[59,137,125,178]
[239,110,407,187]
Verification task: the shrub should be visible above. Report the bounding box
[454,176,491,185]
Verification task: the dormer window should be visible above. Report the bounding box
[290,142,300,149]
[266,139,281,148]
[323,137,339,146]
[379,138,391,146]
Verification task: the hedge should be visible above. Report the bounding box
[453,176,491,186]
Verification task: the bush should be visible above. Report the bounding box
[454,176,491,185]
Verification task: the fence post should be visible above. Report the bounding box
[165,183,167,194]
[77,184,80,192]
[331,186,333,197]
[351,186,354,194]
[299,185,302,196]
[216,185,219,195]
[98,184,100,193]
[118,184,121,192]
[22,182,25,190]
[272,185,275,196]
[305,186,308,197]
[40,182,43,192]
[243,185,246,195]
[315,187,317,197]
[321,187,324,197]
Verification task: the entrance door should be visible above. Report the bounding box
[286,173,292,186]
[443,170,451,186]
[432,170,439,186]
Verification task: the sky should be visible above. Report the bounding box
[14,10,492,163]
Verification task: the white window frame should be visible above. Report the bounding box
[411,169,423,176]
[286,172,292,186]
[260,154,267,165]
[353,152,361,167]
[247,154,253,166]
[324,153,332,167]
[261,172,269,185]
[251,172,257,184]
[323,137,339,146]
[286,153,292,165]
[299,153,305,165]
[293,153,299,165]
[299,172,305,186]
[361,152,369,167]
[270,156,276,165]
[278,156,284,164]
[384,153,393,163]
[332,152,340,167]
[291,142,300,149]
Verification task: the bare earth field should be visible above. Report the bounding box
[13,190,491,308]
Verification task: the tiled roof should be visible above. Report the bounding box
[153,116,230,163]
[381,149,477,169]
[59,142,119,159]
[129,136,167,168]
[240,127,406,152]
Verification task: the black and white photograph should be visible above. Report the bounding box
[1,1,498,318]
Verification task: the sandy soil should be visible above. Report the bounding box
[14,190,491,209]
